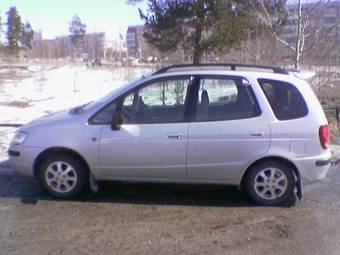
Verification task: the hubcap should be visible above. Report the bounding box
[254,167,288,200]
[45,161,77,193]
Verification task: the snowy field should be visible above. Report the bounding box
[0,64,339,161]
[0,64,151,160]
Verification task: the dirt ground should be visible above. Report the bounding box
[0,161,340,255]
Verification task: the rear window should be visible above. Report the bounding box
[258,79,308,120]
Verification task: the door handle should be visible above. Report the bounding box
[249,132,263,137]
[167,134,183,139]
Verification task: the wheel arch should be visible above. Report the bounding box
[240,156,303,200]
[33,147,91,179]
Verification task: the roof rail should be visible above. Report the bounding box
[153,63,299,75]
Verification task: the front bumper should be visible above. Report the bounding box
[8,145,44,177]
[8,150,20,157]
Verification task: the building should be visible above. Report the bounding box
[32,31,42,44]
[29,33,106,59]
[104,33,127,60]
[126,25,189,63]
[126,25,144,58]
[82,32,105,60]
[126,25,164,60]
[278,1,340,65]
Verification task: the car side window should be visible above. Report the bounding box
[90,102,117,124]
[121,78,190,124]
[258,79,308,120]
[195,77,260,121]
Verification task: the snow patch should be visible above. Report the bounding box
[0,65,150,161]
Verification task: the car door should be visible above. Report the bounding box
[187,76,270,181]
[94,76,191,180]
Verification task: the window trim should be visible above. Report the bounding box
[189,75,262,123]
[88,75,194,125]
[258,78,309,121]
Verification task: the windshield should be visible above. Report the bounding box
[69,77,145,115]
[69,89,120,115]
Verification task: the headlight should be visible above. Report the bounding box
[11,131,28,145]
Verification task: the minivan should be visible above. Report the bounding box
[8,64,331,206]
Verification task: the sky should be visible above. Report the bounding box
[0,0,336,41]
[0,0,147,40]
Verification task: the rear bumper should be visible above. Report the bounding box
[294,151,332,181]
[315,159,331,167]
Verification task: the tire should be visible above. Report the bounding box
[39,153,88,199]
[244,161,295,206]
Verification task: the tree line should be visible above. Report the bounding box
[0,6,87,58]
[1,1,336,68]
[128,0,336,68]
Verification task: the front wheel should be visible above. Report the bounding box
[244,161,295,206]
[39,153,87,199]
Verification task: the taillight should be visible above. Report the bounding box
[319,125,330,149]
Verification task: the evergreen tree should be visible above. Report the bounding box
[6,6,22,56]
[138,0,251,64]
[21,22,34,50]
[69,15,86,50]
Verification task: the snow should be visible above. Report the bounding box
[330,144,340,160]
[0,64,151,160]
[1,64,339,162]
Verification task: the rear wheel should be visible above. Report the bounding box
[39,153,87,199]
[244,161,295,206]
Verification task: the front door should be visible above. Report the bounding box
[96,76,191,179]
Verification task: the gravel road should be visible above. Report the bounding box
[0,160,340,255]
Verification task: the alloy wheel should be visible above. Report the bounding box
[253,167,288,200]
[45,161,78,193]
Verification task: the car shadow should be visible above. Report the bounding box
[87,181,253,207]
[0,160,295,208]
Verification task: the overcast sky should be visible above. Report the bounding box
[0,0,147,40]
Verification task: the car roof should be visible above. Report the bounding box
[149,69,299,83]
[117,64,312,99]
[145,64,314,83]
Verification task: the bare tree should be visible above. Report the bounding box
[247,0,333,69]
[224,27,282,65]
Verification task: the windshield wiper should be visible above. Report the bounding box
[69,102,93,115]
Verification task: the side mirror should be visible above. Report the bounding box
[111,111,123,130]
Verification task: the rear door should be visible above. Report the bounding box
[187,76,270,181]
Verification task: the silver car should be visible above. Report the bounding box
[8,64,331,206]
